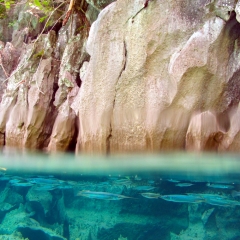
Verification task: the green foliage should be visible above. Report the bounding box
[8,19,17,27]
[0,3,6,19]
[4,0,14,9]
[29,0,54,15]
[0,0,15,10]
[33,0,42,8]
[39,15,47,23]
[28,0,62,29]
[0,0,55,21]
[33,49,44,59]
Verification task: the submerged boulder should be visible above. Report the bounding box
[0,187,23,206]
[17,226,67,240]
[26,187,52,215]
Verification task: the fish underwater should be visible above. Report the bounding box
[187,193,229,199]
[160,194,204,203]
[27,177,63,185]
[186,193,240,207]
[32,184,57,191]
[9,179,22,184]
[206,183,234,189]
[112,178,132,186]
[140,193,161,199]
[77,190,134,200]
[232,190,240,198]
[134,175,142,181]
[133,186,155,191]
[56,184,73,190]
[10,182,34,187]
[175,183,194,187]
[167,179,180,183]
[203,198,240,207]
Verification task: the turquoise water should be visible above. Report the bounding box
[0,150,240,240]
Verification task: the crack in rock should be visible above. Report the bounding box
[106,40,127,154]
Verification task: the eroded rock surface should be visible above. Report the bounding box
[2,31,59,149]
[2,0,240,152]
[186,111,225,151]
[75,0,240,153]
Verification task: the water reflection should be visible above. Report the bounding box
[1,149,240,182]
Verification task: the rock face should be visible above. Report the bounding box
[2,0,240,153]
[186,111,225,151]
[76,0,240,153]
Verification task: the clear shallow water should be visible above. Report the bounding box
[0,150,240,240]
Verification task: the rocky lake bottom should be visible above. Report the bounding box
[0,152,240,240]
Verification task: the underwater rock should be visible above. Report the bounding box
[114,235,127,240]
[0,202,15,222]
[0,232,29,240]
[187,204,202,224]
[0,203,38,235]
[170,223,206,240]
[17,226,67,240]
[201,208,215,225]
[26,187,53,215]
[0,187,23,205]
[0,202,14,212]
[215,207,240,239]
[45,195,67,224]
[97,222,169,240]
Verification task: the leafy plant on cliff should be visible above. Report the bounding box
[30,0,53,13]
[1,0,89,36]
[0,0,60,27]
[33,49,44,59]
[0,0,7,19]
[0,4,6,19]
[2,0,90,91]
[0,0,15,12]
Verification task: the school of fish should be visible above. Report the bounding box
[0,171,240,208]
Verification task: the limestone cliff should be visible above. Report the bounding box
[1,0,240,153]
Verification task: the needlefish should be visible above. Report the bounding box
[206,183,234,189]
[187,193,240,207]
[133,186,155,191]
[77,190,133,200]
[175,183,194,187]
[160,194,204,203]
[140,193,161,199]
